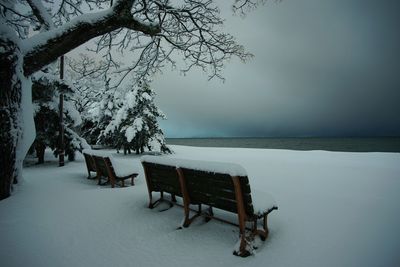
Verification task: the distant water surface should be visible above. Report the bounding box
[166,137,400,153]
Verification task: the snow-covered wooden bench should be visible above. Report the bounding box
[141,156,278,257]
[83,150,138,187]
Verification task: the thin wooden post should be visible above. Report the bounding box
[104,157,116,188]
[58,55,65,167]
[176,167,191,227]
[232,176,248,256]
[141,163,154,208]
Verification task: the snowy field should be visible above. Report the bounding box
[1,145,399,267]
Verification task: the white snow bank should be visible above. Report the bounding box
[1,146,399,267]
[141,155,248,177]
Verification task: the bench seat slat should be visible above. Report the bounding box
[150,172,179,184]
[187,185,236,200]
[183,171,252,194]
[189,192,238,213]
[183,169,231,182]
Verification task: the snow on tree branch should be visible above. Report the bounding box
[23,1,161,76]
[26,0,55,31]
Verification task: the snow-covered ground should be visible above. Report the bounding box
[1,145,399,267]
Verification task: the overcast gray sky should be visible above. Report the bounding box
[67,0,400,138]
[148,0,400,138]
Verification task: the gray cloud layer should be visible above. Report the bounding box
[152,0,400,137]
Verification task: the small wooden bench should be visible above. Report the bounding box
[93,155,138,187]
[83,150,138,187]
[141,156,278,257]
[83,152,97,179]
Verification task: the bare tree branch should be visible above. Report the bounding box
[4,0,269,80]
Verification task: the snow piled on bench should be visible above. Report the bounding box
[82,149,112,157]
[83,149,137,177]
[141,155,277,214]
[251,189,278,216]
[141,155,248,177]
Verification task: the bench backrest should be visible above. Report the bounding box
[142,162,182,197]
[92,155,110,178]
[180,168,254,216]
[83,153,96,172]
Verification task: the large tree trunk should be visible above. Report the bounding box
[0,40,23,200]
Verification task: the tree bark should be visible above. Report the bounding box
[35,142,46,164]
[0,40,23,200]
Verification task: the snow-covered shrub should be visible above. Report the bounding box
[103,82,170,154]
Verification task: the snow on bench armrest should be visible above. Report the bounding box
[141,156,247,177]
[251,189,278,216]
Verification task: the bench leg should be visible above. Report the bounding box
[251,214,269,241]
[262,214,270,241]
[97,175,109,186]
[233,226,251,257]
[205,206,213,222]
[110,175,116,188]
[181,204,202,228]
[239,235,249,257]
[239,219,248,256]
[148,192,154,209]
[148,192,165,209]
[149,192,173,211]
[231,176,251,257]
[182,199,191,227]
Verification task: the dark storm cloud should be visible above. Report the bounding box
[153,0,400,137]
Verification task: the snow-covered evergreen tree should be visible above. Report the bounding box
[95,82,122,147]
[104,82,170,154]
[31,73,89,163]
[67,55,110,145]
